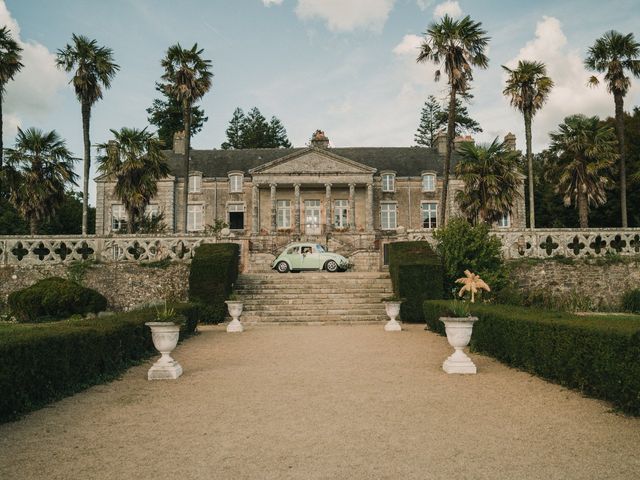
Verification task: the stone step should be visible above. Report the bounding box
[241,298,389,306]
[241,310,387,318]
[240,314,388,323]
[235,289,393,296]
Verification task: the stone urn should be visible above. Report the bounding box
[145,322,183,380]
[225,300,244,333]
[383,301,402,332]
[439,316,478,374]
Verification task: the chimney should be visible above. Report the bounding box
[310,129,330,149]
[435,130,448,155]
[454,135,474,152]
[173,130,186,155]
[504,132,516,151]
[107,140,118,157]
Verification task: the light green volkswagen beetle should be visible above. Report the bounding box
[271,242,350,273]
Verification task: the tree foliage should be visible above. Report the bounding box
[414,95,441,147]
[435,96,482,137]
[0,26,23,175]
[221,107,292,149]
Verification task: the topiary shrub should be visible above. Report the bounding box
[622,289,640,313]
[8,277,107,322]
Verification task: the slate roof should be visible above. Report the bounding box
[162,147,459,178]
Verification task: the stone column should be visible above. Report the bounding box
[325,183,332,232]
[270,183,277,234]
[366,183,374,232]
[251,184,259,234]
[349,183,356,231]
[294,183,301,234]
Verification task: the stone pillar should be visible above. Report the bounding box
[349,183,356,231]
[251,184,259,234]
[325,183,332,232]
[294,183,301,234]
[270,183,277,234]
[366,183,374,232]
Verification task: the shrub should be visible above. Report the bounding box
[189,243,239,324]
[0,303,201,423]
[622,289,640,313]
[8,277,107,322]
[388,241,443,322]
[423,300,640,415]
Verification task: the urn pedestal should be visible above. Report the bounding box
[225,300,244,333]
[145,322,183,380]
[383,301,402,332]
[439,316,478,374]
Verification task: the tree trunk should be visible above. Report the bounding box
[614,93,627,228]
[30,216,38,236]
[578,188,589,229]
[439,87,457,228]
[0,90,3,196]
[524,110,535,229]
[127,208,135,234]
[182,101,191,233]
[81,101,91,236]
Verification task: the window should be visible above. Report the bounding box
[421,202,437,229]
[145,204,159,220]
[497,212,510,228]
[187,204,204,231]
[286,246,300,255]
[334,199,348,228]
[422,173,436,192]
[381,173,395,192]
[111,204,127,232]
[277,200,291,228]
[380,203,397,230]
[228,203,245,230]
[188,174,201,193]
[229,173,243,193]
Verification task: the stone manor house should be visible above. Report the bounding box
[95,131,525,239]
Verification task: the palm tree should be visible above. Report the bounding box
[417,14,489,227]
[97,127,170,233]
[3,128,78,234]
[454,139,522,224]
[160,43,212,233]
[502,60,554,229]
[548,115,618,228]
[585,31,640,228]
[56,34,119,236]
[0,26,23,175]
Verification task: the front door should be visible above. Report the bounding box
[304,200,321,235]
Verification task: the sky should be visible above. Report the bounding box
[3,0,640,205]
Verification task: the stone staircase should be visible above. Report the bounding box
[234,272,393,325]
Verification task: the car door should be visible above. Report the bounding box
[301,244,322,270]
[287,246,303,270]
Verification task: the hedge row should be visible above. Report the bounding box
[0,303,201,423]
[188,243,239,324]
[388,241,444,323]
[423,300,640,415]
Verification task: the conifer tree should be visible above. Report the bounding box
[414,95,441,147]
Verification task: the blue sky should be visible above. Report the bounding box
[3,0,640,204]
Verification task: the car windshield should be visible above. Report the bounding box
[315,244,325,253]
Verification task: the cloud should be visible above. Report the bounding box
[433,1,462,19]
[0,1,67,144]
[417,0,434,11]
[262,0,283,6]
[295,0,396,32]
[393,34,422,56]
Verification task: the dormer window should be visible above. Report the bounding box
[229,172,244,193]
[188,173,201,193]
[422,173,436,192]
[381,173,395,192]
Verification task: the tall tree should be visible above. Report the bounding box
[435,96,483,137]
[97,127,170,233]
[268,116,292,148]
[3,128,78,234]
[547,115,618,228]
[414,95,441,147]
[221,106,292,149]
[454,139,522,224]
[146,82,208,149]
[585,30,640,228]
[502,60,554,229]
[221,107,246,149]
[0,26,23,178]
[56,34,119,236]
[160,43,213,233]
[417,14,489,227]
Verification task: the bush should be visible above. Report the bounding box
[8,277,107,322]
[388,241,444,322]
[423,300,640,415]
[0,303,201,423]
[189,243,239,324]
[433,217,506,296]
[622,289,640,313]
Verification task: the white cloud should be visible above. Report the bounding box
[393,34,422,56]
[262,0,283,6]
[0,1,67,145]
[417,0,434,11]
[433,1,462,19]
[295,0,396,32]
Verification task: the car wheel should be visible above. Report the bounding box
[276,261,290,273]
[325,260,339,272]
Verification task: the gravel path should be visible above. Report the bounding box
[1,324,638,480]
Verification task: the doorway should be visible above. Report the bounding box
[304,200,321,234]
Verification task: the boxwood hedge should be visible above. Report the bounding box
[423,300,640,415]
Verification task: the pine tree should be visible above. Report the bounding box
[268,116,292,148]
[435,97,482,137]
[221,107,245,149]
[414,95,441,147]
[221,107,292,149]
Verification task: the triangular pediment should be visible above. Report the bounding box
[249,148,376,175]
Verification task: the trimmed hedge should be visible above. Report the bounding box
[188,243,239,324]
[423,300,640,415]
[8,277,107,322]
[622,289,640,313]
[388,241,444,323]
[0,303,201,423]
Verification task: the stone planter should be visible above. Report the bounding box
[225,300,244,333]
[145,322,183,380]
[383,301,402,332]
[439,316,478,374]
